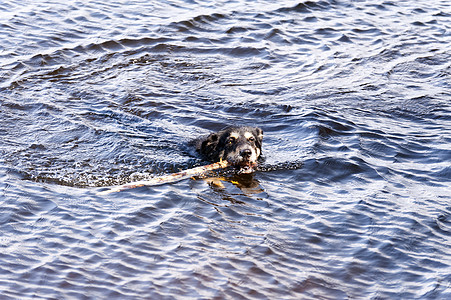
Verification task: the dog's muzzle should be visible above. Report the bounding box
[230,148,258,174]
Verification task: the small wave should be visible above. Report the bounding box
[276,0,334,14]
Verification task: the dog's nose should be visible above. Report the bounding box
[240,149,252,158]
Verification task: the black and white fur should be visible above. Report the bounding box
[196,126,263,173]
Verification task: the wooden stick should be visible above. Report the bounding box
[96,160,230,195]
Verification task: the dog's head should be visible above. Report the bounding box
[200,126,263,173]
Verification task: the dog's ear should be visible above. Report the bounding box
[254,127,263,147]
[200,133,219,159]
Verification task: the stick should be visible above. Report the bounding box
[96,160,230,195]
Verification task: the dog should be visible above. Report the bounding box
[196,126,263,173]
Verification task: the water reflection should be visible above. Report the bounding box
[205,173,265,199]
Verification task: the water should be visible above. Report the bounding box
[1,0,450,298]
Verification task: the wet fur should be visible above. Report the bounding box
[196,126,263,171]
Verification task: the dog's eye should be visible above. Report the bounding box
[228,137,236,144]
[248,136,255,142]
